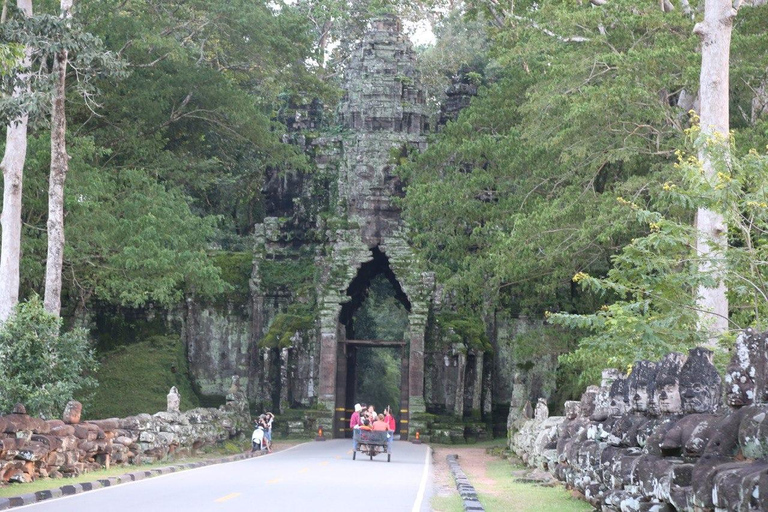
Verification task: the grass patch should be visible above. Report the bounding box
[81,334,200,419]
[0,458,204,499]
[478,460,591,512]
[430,438,508,448]
[431,494,464,512]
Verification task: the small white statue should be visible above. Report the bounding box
[534,398,549,421]
[167,386,180,413]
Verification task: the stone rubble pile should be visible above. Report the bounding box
[509,329,768,511]
[0,379,251,485]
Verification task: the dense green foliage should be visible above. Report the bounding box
[552,134,768,382]
[260,258,316,293]
[352,275,406,413]
[403,0,701,314]
[211,252,254,305]
[0,297,98,418]
[19,135,227,310]
[2,0,768,410]
[259,256,318,348]
[402,0,768,381]
[84,334,199,419]
[2,0,328,315]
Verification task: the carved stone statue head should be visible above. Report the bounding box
[627,360,658,413]
[725,328,759,408]
[534,398,549,421]
[62,400,82,424]
[579,385,600,418]
[652,352,686,415]
[608,375,629,416]
[680,347,722,414]
[564,400,581,420]
[592,369,624,421]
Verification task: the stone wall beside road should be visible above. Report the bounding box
[0,389,250,484]
[509,332,768,511]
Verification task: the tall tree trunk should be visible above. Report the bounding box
[0,0,33,324]
[692,0,737,344]
[44,0,74,316]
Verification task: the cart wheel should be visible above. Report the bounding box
[353,452,356,460]
[387,454,391,462]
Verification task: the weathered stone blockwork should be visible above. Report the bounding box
[0,391,250,485]
[509,333,768,511]
[183,15,506,439]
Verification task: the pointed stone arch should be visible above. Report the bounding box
[317,237,432,439]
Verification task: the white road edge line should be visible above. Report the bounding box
[411,445,431,512]
[12,442,308,510]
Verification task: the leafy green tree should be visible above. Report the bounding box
[551,135,768,382]
[0,0,33,325]
[72,0,323,242]
[0,295,98,418]
[5,0,326,318]
[403,0,768,390]
[19,134,227,312]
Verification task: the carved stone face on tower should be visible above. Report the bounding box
[336,14,428,247]
[653,352,686,415]
[627,360,658,413]
[680,347,722,414]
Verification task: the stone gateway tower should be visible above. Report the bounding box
[314,16,434,437]
[188,15,435,439]
[185,15,551,441]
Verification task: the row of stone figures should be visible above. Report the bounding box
[510,328,768,512]
[0,380,251,484]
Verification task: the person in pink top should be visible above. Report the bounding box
[383,406,396,454]
[350,403,362,450]
[350,403,362,429]
[384,406,396,431]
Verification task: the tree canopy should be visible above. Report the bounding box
[1,0,767,394]
[401,0,768,378]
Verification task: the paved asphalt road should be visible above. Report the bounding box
[17,440,433,512]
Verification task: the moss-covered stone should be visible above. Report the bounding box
[260,257,315,294]
[260,313,314,349]
[84,335,200,419]
[210,251,253,304]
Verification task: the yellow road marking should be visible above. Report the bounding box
[347,450,353,455]
[334,455,341,460]
[267,478,283,484]
[215,493,241,503]
[299,467,309,473]
[320,461,329,466]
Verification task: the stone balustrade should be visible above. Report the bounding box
[509,330,768,511]
[0,381,250,485]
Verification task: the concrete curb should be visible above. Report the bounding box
[0,450,265,509]
[446,454,485,511]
